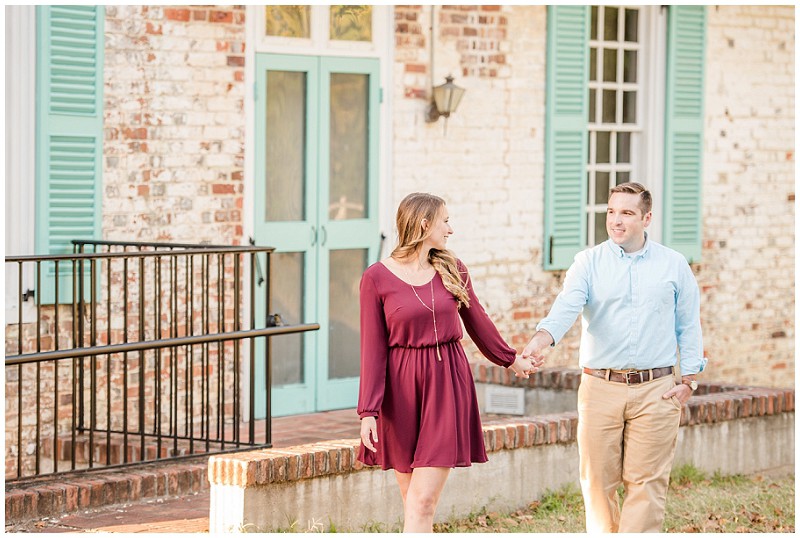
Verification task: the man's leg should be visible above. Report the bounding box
[577,373,627,533]
[618,375,682,532]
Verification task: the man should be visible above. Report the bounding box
[523,182,705,533]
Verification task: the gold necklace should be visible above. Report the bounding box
[400,262,442,362]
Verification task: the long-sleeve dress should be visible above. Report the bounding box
[356,259,516,472]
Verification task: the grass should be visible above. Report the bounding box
[430,464,794,533]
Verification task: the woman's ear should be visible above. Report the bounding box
[420,218,428,232]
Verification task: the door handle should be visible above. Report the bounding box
[320,226,327,247]
[311,225,317,246]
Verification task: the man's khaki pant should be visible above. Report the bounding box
[577,372,682,533]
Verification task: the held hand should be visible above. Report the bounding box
[360,416,378,452]
[521,330,552,363]
[509,356,534,378]
[662,383,692,405]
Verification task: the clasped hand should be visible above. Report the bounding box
[509,354,545,379]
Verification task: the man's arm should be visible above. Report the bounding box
[662,260,705,404]
[522,253,590,359]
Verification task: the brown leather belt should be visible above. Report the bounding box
[583,366,674,385]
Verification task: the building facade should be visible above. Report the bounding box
[5,5,795,426]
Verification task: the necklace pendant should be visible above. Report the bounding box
[436,345,442,362]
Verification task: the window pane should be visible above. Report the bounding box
[266,71,306,222]
[624,50,637,83]
[329,73,368,220]
[271,252,305,385]
[594,212,609,243]
[596,131,610,164]
[617,132,631,163]
[603,48,617,82]
[265,6,311,38]
[588,89,596,122]
[595,171,610,204]
[591,6,598,40]
[602,89,616,124]
[624,9,639,42]
[330,5,372,42]
[616,171,630,184]
[590,48,597,82]
[623,91,636,123]
[329,249,368,379]
[604,7,618,41]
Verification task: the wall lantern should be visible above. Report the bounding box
[424,75,465,133]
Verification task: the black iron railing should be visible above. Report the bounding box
[4,241,318,482]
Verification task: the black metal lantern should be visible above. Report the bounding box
[425,75,466,130]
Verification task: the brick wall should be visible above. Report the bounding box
[103,5,246,244]
[697,5,795,386]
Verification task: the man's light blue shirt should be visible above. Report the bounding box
[537,236,706,375]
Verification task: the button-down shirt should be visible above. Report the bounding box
[537,236,706,375]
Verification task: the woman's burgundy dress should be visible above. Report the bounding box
[356,260,516,473]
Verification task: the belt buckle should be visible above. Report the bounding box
[623,370,643,385]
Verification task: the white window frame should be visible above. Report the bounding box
[586,5,666,246]
[254,5,389,58]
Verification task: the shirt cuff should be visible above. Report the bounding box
[358,411,378,419]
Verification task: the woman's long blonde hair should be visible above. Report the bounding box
[391,193,470,308]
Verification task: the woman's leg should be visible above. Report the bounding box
[394,470,412,505]
[402,467,451,533]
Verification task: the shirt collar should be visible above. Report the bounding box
[606,232,651,259]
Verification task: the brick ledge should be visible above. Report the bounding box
[209,367,794,488]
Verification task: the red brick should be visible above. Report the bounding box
[193,9,207,21]
[503,425,515,448]
[483,428,494,452]
[495,426,506,450]
[210,10,233,24]
[6,491,24,522]
[22,491,38,521]
[164,8,190,22]
[127,473,143,501]
[312,449,329,477]
[63,482,79,512]
[516,424,528,447]
[212,184,235,195]
[271,455,288,483]
[227,55,245,67]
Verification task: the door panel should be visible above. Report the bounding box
[254,54,319,417]
[254,53,380,416]
[315,57,380,409]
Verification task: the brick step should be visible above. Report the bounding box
[5,459,210,525]
[38,432,256,467]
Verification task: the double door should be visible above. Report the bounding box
[254,54,381,417]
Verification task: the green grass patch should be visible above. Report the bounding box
[430,466,794,533]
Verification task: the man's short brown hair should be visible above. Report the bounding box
[610,182,652,215]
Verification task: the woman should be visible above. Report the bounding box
[357,192,539,532]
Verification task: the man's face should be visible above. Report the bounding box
[606,192,651,252]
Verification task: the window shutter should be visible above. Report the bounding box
[663,6,705,263]
[35,6,104,302]
[543,6,590,270]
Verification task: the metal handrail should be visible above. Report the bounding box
[5,240,312,481]
[6,324,320,365]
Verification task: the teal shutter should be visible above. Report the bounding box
[663,6,705,263]
[36,6,104,302]
[543,6,590,270]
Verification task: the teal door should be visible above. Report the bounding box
[254,53,380,417]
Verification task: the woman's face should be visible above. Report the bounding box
[424,206,453,251]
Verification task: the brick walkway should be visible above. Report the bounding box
[6,408,361,533]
